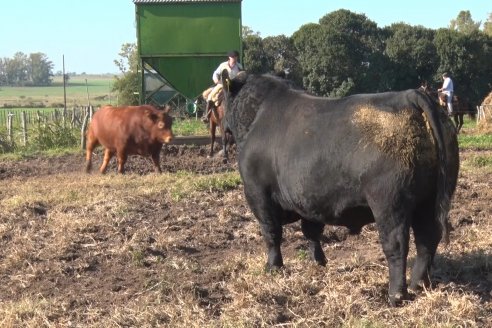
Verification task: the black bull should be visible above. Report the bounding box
[221,71,459,306]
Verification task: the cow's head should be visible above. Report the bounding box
[146,105,173,144]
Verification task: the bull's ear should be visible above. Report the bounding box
[221,69,231,91]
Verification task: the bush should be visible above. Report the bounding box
[28,122,79,151]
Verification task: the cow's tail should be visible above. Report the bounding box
[415,90,451,244]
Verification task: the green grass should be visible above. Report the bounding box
[0,74,115,107]
[458,134,492,150]
[172,118,209,136]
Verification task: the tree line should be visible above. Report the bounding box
[242,10,492,106]
[0,52,54,86]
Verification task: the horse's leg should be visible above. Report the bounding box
[220,125,228,164]
[457,114,464,133]
[209,120,216,158]
[453,115,459,132]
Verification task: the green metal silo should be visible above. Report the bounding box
[133,0,242,108]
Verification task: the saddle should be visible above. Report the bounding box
[202,85,223,107]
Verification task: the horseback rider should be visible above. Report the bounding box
[201,50,243,123]
[438,72,454,115]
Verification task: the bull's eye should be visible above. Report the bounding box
[158,122,165,129]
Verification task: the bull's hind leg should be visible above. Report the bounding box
[409,206,441,293]
[301,219,327,266]
[99,149,114,174]
[372,204,411,306]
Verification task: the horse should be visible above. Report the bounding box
[201,88,234,162]
[418,84,474,134]
[437,92,475,134]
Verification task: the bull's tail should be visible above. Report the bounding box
[415,90,453,244]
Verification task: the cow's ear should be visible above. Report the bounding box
[144,108,158,121]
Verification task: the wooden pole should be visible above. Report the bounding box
[63,55,67,115]
[7,113,13,142]
[81,107,90,150]
[85,79,91,107]
[21,111,27,146]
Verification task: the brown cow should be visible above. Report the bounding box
[85,104,173,174]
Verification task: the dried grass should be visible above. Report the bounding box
[352,107,436,168]
[477,91,492,133]
[0,158,490,327]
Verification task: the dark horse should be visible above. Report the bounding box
[419,84,475,133]
[202,88,234,162]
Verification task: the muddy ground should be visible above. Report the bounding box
[0,145,491,326]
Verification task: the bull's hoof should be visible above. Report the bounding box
[388,291,412,307]
[264,263,283,273]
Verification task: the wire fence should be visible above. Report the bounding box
[0,106,93,150]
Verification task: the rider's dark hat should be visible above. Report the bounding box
[227,50,239,58]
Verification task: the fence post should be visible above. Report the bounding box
[21,111,27,146]
[81,106,90,150]
[7,113,13,142]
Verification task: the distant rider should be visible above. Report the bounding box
[201,50,243,123]
[438,72,454,115]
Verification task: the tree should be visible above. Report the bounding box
[5,52,28,86]
[292,10,381,97]
[449,10,481,34]
[434,28,492,105]
[384,23,438,90]
[28,53,53,86]
[242,34,270,74]
[112,43,139,105]
[263,35,302,85]
[484,13,492,37]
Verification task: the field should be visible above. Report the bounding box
[0,75,115,108]
[0,123,491,327]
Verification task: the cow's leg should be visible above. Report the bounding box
[85,129,99,173]
[85,138,98,173]
[301,219,327,266]
[409,208,441,293]
[150,152,162,173]
[116,152,128,174]
[99,149,114,174]
[372,206,411,306]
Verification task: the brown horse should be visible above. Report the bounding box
[202,89,234,162]
[419,84,474,133]
[437,92,475,134]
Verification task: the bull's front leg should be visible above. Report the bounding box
[221,138,228,164]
